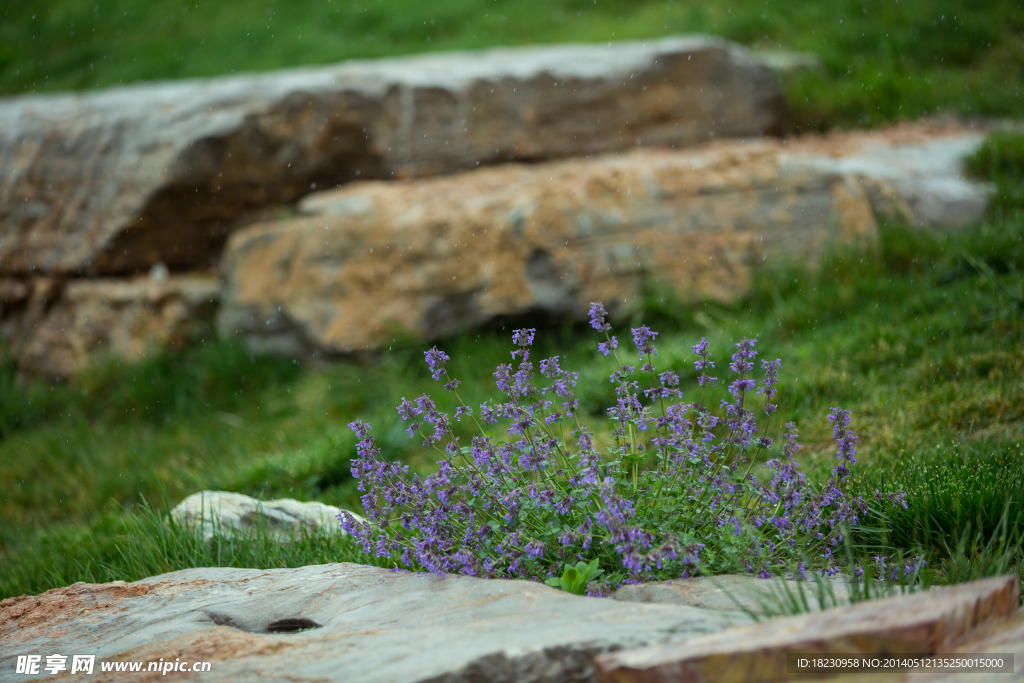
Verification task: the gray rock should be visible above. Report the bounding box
[754,50,826,77]
[0,35,785,278]
[781,129,992,229]
[612,574,852,616]
[169,491,362,544]
[0,564,752,683]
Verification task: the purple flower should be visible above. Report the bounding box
[692,337,717,386]
[827,408,858,482]
[344,324,886,594]
[589,302,612,332]
[759,358,781,415]
[525,540,545,558]
[727,338,757,400]
[396,397,420,421]
[598,336,619,357]
[631,326,659,359]
[512,328,535,347]
[424,346,450,381]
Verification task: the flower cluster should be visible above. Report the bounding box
[339,303,905,590]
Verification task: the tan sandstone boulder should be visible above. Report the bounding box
[0,36,785,278]
[216,121,989,358]
[2,273,217,378]
[216,141,878,355]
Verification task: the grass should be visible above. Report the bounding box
[2,0,1024,130]
[1,134,1023,600]
[0,496,380,595]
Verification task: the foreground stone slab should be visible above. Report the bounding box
[594,575,1019,683]
[0,36,785,277]
[0,564,750,683]
[1,273,217,378]
[169,491,362,544]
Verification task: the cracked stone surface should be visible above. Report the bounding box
[2,569,1018,683]
[0,563,752,683]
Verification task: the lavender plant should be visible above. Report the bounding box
[339,303,907,594]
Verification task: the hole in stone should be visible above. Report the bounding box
[265,618,321,633]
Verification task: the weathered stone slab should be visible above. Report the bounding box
[0,36,786,277]
[169,491,363,543]
[217,141,877,355]
[2,273,217,378]
[594,575,1019,683]
[0,563,751,683]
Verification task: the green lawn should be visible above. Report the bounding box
[2,0,1024,129]
[2,134,1022,599]
[2,2,1023,597]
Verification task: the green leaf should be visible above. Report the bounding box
[561,566,581,587]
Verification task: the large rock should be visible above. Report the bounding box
[0,569,1016,683]
[1,273,217,378]
[0,563,750,683]
[169,491,363,544]
[0,36,786,277]
[217,121,988,357]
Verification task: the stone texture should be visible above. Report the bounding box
[782,122,992,229]
[216,141,877,355]
[0,563,751,683]
[612,575,852,615]
[169,491,363,544]
[593,575,1019,683]
[0,273,217,379]
[217,120,988,358]
[0,35,786,277]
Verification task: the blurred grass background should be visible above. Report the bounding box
[1,0,1023,598]
[1,0,1023,130]
[2,132,1022,599]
